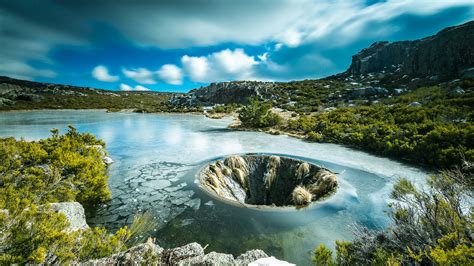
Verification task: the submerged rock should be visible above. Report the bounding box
[197,154,338,208]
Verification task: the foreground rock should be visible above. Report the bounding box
[198,154,338,208]
[79,240,276,265]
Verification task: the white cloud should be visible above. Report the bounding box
[122,67,156,84]
[157,64,183,85]
[92,65,119,82]
[119,83,150,91]
[119,83,133,91]
[2,0,472,82]
[181,55,209,82]
[60,0,473,49]
[135,85,150,91]
[182,48,259,82]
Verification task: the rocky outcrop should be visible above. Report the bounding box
[170,81,278,106]
[346,21,474,81]
[198,154,338,208]
[80,240,274,265]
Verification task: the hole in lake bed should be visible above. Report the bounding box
[197,154,338,208]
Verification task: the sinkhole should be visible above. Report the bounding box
[197,154,338,208]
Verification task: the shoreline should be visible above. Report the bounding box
[0,108,434,172]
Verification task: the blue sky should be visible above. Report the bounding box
[0,1,473,92]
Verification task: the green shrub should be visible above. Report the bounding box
[314,166,474,265]
[0,127,139,264]
[239,97,282,128]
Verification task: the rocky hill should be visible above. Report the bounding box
[345,20,474,82]
[170,81,278,106]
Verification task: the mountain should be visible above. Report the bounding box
[345,20,474,81]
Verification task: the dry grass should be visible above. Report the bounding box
[264,156,281,189]
[292,186,313,206]
[296,162,310,180]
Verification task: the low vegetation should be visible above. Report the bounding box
[0,127,154,264]
[312,163,473,265]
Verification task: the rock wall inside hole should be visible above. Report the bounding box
[197,154,338,208]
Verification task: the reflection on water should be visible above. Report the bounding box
[0,110,429,265]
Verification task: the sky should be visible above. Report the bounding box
[0,1,473,92]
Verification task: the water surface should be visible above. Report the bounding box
[0,110,429,265]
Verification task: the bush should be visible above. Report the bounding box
[313,165,474,265]
[0,127,145,264]
[239,97,282,128]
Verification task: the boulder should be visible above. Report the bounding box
[49,202,89,232]
[79,238,163,265]
[161,242,205,264]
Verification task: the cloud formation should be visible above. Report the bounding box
[182,48,259,82]
[157,64,183,85]
[122,67,156,84]
[0,0,472,86]
[92,65,119,82]
[119,83,150,91]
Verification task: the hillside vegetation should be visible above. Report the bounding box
[239,81,473,168]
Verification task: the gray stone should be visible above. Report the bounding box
[161,242,204,264]
[236,249,269,265]
[179,251,235,265]
[49,202,88,232]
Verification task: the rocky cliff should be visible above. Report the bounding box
[346,20,474,81]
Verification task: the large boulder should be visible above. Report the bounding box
[49,202,89,232]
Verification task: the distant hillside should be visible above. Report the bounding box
[0,76,173,112]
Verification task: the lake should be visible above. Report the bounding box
[0,110,429,265]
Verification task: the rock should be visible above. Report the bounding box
[346,21,474,82]
[351,87,388,98]
[49,202,89,232]
[179,251,235,265]
[86,145,113,165]
[409,102,422,107]
[236,249,269,264]
[161,242,205,264]
[449,86,465,96]
[103,156,114,165]
[249,256,295,266]
[78,241,276,266]
[79,238,163,265]
[0,97,13,106]
[170,81,277,107]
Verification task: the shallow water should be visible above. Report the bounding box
[0,110,429,265]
